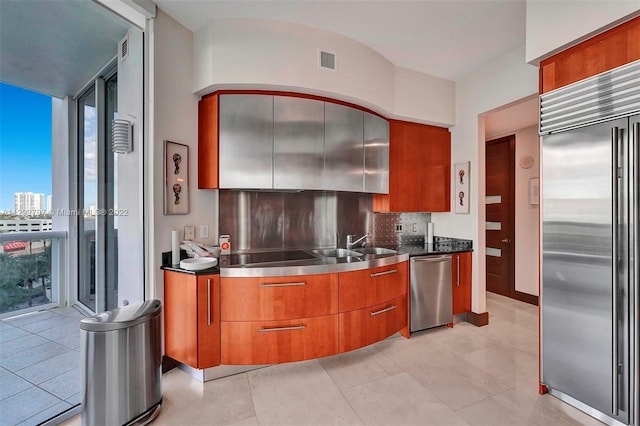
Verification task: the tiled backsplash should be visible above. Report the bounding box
[370,212,431,246]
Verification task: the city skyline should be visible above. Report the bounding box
[0,83,52,211]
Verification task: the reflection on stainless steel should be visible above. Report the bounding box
[324,103,364,192]
[312,248,362,258]
[364,112,389,194]
[541,114,637,425]
[410,255,452,332]
[218,94,274,189]
[221,252,409,277]
[274,96,325,190]
[220,190,371,252]
[354,247,397,255]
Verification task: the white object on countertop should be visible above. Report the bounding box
[171,230,180,265]
[180,257,218,271]
[427,222,434,244]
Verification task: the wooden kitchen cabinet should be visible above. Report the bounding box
[339,296,408,353]
[198,93,219,189]
[339,261,409,312]
[164,271,220,369]
[220,273,338,321]
[452,252,472,315]
[539,16,640,94]
[221,315,338,365]
[373,120,451,212]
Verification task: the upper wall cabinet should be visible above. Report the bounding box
[219,95,274,189]
[373,120,451,212]
[364,113,390,194]
[198,92,390,193]
[274,96,325,190]
[324,103,365,192]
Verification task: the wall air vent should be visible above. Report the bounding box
[318,49,337,71]
[119,34,129,61]
[112,118,133,154]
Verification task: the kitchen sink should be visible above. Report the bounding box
[312,248,363,258]
[353,247,397,255]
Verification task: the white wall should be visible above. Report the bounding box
[393,66,455,127]
[193,18,455,127]
[151,9,219,304]
[526,0,640,64]
[117,27,145,305]
[431,45,539,313]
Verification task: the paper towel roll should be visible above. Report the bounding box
[171,230,180,265]
[427,222,434,245]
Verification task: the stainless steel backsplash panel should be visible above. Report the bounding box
[219,191,371,251]
[372,212,431,246]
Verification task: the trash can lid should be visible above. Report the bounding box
[80,299,162,332]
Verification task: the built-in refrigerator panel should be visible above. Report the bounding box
[542,118,623,418]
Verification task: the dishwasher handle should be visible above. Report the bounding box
[411,255,452,263]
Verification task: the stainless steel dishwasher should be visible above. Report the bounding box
[410,254,452,332]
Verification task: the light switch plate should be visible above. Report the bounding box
[184,225,195,240]
[199,224,209,239]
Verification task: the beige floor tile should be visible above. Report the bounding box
[248,359,362,426]
[491,389,605,426]
[318,344,403,390]
[155,369,255,426]
[342,372,468,426]
[408,355,510,411]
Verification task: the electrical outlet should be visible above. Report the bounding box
[199,224,209,239]
[184,225,195,240]
[395,224,403,232]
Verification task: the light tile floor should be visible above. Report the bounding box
[61,293,604,426]
[0,307,84,426]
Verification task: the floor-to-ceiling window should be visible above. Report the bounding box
[77,71,119,314]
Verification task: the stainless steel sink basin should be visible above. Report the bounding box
[353,247,397,255]
[312,248,363,258]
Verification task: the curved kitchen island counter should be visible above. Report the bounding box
[163,251,410,369]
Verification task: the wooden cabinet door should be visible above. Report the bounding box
[221,315,338,365]
[339,261,408,312]
[452,252,472,315]
[419,125,451,212]
[198,94,219,189]
[220,274,338,321]
[164,271,199,367]
[339,296,408,353]
[196,275,220,368]
[374,120,450,212]
[164,271,220,369]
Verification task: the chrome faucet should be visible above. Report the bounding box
[346,233,369,250]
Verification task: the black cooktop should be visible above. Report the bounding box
[228,250,317,266]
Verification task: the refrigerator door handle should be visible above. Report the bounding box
[611,126,620,416]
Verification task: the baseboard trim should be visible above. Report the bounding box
[467,311,489,327]
[162,355,180,373]
[514,291,538,306]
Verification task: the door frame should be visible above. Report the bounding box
[485,135,537,305]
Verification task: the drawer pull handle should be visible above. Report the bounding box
[258,281,306,287]
[370,305,397,317]
[258,325,306,332]
[207,279,211,326]
[370,269,397,278]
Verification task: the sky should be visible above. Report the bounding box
[0,82,52,211]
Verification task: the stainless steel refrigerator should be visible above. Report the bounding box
[540,59,640,426]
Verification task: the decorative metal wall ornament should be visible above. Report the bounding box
[164,141,189,214]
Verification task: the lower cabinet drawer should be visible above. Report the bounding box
[338,296,408,353]
[221,315,338,365]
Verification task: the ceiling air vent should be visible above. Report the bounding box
[119,34,129,61]
[318,49,337,71]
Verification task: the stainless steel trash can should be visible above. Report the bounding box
[80,300,162,426]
